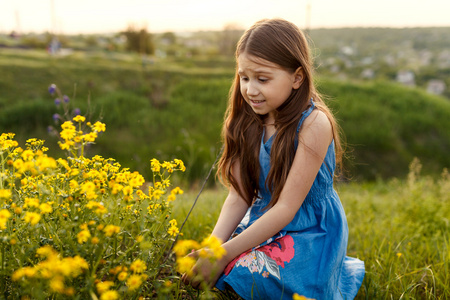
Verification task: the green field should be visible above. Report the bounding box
[174,161,450,299]
[1,48,449,182]
[1,48,450,298]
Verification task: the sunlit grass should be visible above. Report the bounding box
[173,160,450,299]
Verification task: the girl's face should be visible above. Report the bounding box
[238,52,303,123]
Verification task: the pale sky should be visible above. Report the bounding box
[1,0,449,34]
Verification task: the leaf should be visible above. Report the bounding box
[262,252,281,280]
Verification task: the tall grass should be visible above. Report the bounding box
[173,160,450,299]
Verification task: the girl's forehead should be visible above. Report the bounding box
[237,53,282,72]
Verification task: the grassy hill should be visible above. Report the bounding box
[0,48,449,182]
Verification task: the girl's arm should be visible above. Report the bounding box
[221,109,333,264]
[211,162,250,243]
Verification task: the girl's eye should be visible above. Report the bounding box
[259,78,268,83]
[240,76,249,82]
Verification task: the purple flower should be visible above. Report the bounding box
[73,108,81,116]
[54,98,61,106]
[53,113,60,122]
[48,84,57,94]
[63,95,70,103]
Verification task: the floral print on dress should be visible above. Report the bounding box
[224,235,295,280]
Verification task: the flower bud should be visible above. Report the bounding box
[48,84,56,94]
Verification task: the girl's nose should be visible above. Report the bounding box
[246,82,259,97]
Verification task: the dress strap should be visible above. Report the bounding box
[296,98,316,133]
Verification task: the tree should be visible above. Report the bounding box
[121,25,154,55]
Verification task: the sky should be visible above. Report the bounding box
[1,0,450,35]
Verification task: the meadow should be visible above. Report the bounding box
[174,161,450,299]
[0,47,449,298]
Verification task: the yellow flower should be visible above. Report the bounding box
[0,189,12,199]
[150,158,160,173]
[103,225,120,237]
[77,229,91,244]
[36,245,58,259]
[49,276,65,293]
[81,181,97,200]
[293,294,314,300]
[126,274,143,291]
[201,236,226,259]
[173,240,200,257]
[176,256,196,275]
[97,281,114,294]
[117,271,128,281]
[39,203,53,214]
[173,159,186,171]
[91,237,100,244]
[24,212,41,226]
[73,115,86,123]
[396,252,402,258]
[24,197,40,208]
[100,290,119,300]
[0,209,11,229]
[93,121,106,133]
[130,259,147,274]
[83,132,97,142]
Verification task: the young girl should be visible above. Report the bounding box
[182,18,365,299]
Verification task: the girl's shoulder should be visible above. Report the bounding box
[299,109,333,144]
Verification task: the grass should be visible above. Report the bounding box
[173,160,450,299]
[1,48,450,183]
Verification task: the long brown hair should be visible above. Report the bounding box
[217,18,342,208]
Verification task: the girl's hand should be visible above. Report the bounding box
[181,249,229,289]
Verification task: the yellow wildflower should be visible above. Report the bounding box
[93,121,106,133]
[173,240,201,257]
[293,294,314,300]
[83,132,97,142]
[201,236,226,259]
[100,290,119,300]
[24,212,41,226]
[97,281,114,294]
[73,115,86,123]
[39,203,53,214]
[126,274,143,291]
[176,256,196,275]
[0,209,11,229]
[36,245,58,258]
[103,225,120,237]
[130,259,147,274]
[150,158,160,173]
[118,271,128,281]
[24,197,40,208]
[174,159,186,172]
[0,189,12,200]
[49,276,65,293]
[168,225,179,236]
[81,181,97,200]
[77,229,91,244]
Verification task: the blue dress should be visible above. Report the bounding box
[216,101,365,299]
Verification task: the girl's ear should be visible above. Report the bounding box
[292,67,305,90]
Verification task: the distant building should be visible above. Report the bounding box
[361,68,375,79]
[396,70,415,87]
[427,79,446,95]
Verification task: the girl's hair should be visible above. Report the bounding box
[217,18,343,208]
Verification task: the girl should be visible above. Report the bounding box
[182,18,365,299]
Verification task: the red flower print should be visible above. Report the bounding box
[258,235,295,268]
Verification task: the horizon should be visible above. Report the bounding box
[1,0,450,35]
